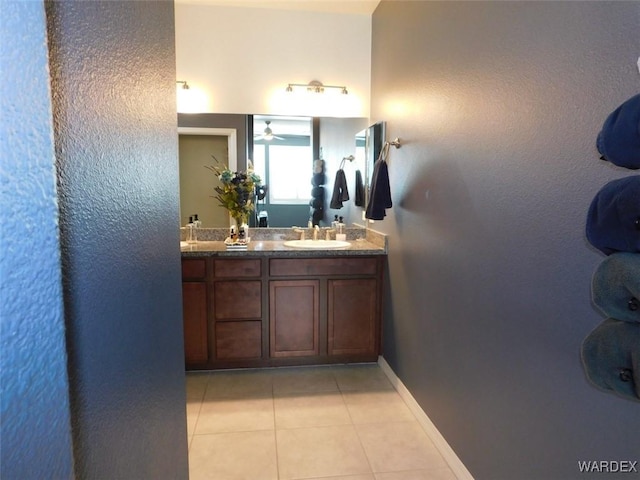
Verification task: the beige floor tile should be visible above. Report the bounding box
[186,400,201,435]
[343,390,415,424]
[196,396,274,434]
[272,366,339,394]
[276,425,372,479]
[186,372,210,402]
[274,391,351,429]
[374,468,457,480]
[307,475,375,480]
[332,364,394,392]
[357,422,449,473]
[205,369,273,399]
[189,430,278,480]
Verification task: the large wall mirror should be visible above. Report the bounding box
[178,127,237,228]
[177,113,370,228]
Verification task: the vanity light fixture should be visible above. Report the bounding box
[176,80,190,90]
[286,80,348,95]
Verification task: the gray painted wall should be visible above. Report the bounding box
[47,1,188,477]
[371,2,639,479]
[0,3,74,477]
[178,113,249,169]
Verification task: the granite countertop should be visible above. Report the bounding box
[180,238,385,257]
[180,227,387,257]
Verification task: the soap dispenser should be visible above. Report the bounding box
[186,216,197,244]
[192,214,201,242]
[336,216,346,242]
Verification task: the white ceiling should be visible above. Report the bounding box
[175,0,381,16]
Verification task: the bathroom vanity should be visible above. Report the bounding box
[180,230,386,370]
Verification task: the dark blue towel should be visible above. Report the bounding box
[586,175,640,255]
[597,94,640,170]
[365,159,392,220]
[355,170,364,207]
[581,318,640,402]
[330,169,349,209]
[592,253,640,323]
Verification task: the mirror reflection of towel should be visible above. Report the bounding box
[365,159,392,220]
[330,169,349,209]
[355,170,364,207]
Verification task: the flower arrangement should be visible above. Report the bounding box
[206,159,262,226]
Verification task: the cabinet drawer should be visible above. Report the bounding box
[270,257,378,277]
[214,280,262,320]
[215,321,262,359]
[182,259,207,280]
[214,258,261,278]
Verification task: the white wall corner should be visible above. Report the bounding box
[378,356,475,480]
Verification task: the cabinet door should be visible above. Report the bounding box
[182,282,208,364]
[328,278,378,356]
[270,280,319,357]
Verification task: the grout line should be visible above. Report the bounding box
[377,356,475,480]
[271,373,282,480]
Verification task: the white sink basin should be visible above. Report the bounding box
[283,239,350,249]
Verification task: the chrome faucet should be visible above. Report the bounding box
[292,226,306,240]
[324,228,336,241]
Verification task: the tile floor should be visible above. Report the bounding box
[186,363,457,480]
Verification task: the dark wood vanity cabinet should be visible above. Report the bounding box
[212,259,263,361]
[181,259,209,365]
[181,255,383,370]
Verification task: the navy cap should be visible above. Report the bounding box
[586,176,640,255]
[592,253,640,323]
[581,318,640,402]
[597,94,640,170]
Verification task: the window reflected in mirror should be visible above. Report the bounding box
[252,115,313,223]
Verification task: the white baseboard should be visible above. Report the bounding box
[378,356,475,480]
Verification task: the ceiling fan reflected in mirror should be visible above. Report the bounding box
[254,120,284,141]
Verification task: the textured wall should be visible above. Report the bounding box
[0,2,74,477]
[46,1,188,477]
[371,2,640,479]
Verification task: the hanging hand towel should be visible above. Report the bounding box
[597,94,640,170]
[330,169,349,209]
[365,158,392,220]
[592,252,640,323]
[581,318,640,402]
[355,169,365,207]
[586,175,640,255]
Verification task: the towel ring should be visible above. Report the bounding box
[339,154,355,170]
[377,138,401,164]
[388,138,401,149]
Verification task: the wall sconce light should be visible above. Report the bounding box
[286,80,348,95]
[176,80,190,90]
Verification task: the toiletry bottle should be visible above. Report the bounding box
[238,224,246,243]
[336,216,346,241]
[192,214,200,242]
[230,225,237,242]
[186,216,196,244]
